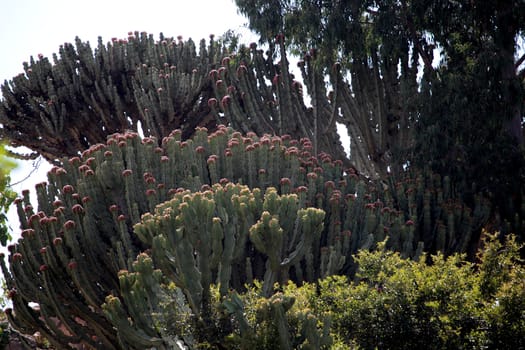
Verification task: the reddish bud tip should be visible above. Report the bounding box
[280,178,291,186]
[325,181,336,189]
[21,229,35,238]
[220,95,231,109]
[72,204,84,214]
[64,220,76,230]
[307,172,318,181]
[208,97,218,108]
[62,185,74,194]
[272,74,280,85]
[296,186,308,193]
[209,69,218,79]
[236,64,248,77]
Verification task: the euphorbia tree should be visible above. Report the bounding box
[0,32,347,173]
[0,126,487,348]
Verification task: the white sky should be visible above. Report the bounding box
[0,0,255,258]
[0,0,251,83]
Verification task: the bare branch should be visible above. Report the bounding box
[515,53,525,69]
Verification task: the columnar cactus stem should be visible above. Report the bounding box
[250,211,285,295]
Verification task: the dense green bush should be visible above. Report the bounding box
[0,144,16,246]
[477,234,525,349]
[322,233,524,350]
[113,230,523,349]
[316,250,482,349]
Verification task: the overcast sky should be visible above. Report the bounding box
[0,0,250,82]
[0,0,255,255]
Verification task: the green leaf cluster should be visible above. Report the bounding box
[0,143,16,246]
[314,233,523,349]
[109,231,524,349]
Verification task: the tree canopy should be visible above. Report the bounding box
[235,0,525,230]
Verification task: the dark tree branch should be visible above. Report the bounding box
[516,53,525,70]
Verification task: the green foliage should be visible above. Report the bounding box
[312,233,524,349]
[319,249,482,349]
[221,282,333,350]
[109,231,524,349]
[0,143,16,246]
[415,25,525,225]
[218,29,241,53]
[236,0,375,65]
[477,233,525,349]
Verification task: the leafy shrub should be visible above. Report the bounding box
[477,233,525,349]
[222,233,524,349]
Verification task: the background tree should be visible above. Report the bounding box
[413,0,525,230]
[234,0,525,232]
[235,0,434,177]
